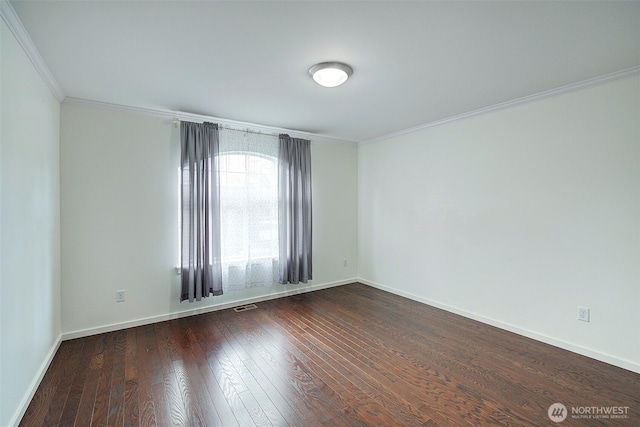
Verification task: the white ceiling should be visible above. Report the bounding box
[10,1,640,142]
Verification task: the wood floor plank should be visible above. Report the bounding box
[336,284,640,422]
[20,283,640,427]
[42,339,87,426]
[163,369,188,427]
[316,286,600,425]
[189,314,243,427]
[251,307,401,427]
[180,325,226,427]
[154,320,177,374]
[219,308,338,425]
[241,357,307,427]
[19,340,84,427]
[123,328,140,427]
[72,335,105,426]
[264,300,438,426]
[227,349,293,427]
[90,332,117,427]
[106,330,127,427]
[197,362,241,427]
[18,383,55,427]
[305,289,540,424]
[173,358,209,426]
[187,316,262,427]
[151,381,171,427]
[212,326,289,427]
[207,351,257,427]
[213,314,323,426]
[135,327,158,427]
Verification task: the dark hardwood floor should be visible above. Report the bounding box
[20,283,640,426]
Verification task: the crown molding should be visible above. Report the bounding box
[0,0,65,102]
[62,97,358,145]
[361,66,640,146]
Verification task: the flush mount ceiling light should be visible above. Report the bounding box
[309,62,353,88]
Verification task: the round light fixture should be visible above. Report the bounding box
[309,62,353,88]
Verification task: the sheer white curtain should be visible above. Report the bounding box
[218,129,279,290]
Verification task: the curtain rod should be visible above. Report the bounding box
[173,119,288,138]
[220,125,282,138]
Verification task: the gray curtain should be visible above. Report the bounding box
[180,121,223,301]
[278,134,312,284]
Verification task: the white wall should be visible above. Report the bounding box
[0,19,61,427]
[358,76,640,372]
[60,101,358,336]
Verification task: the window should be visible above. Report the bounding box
[217,129,279,290]
[219,150,279,290]
[179,122,312,300]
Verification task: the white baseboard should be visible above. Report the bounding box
[9,334,62,427]
[62,278,356,340]
[358,278,640,374]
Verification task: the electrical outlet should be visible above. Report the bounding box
[116,290,125,303]
[577,306,590,322]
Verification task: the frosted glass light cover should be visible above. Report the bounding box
[309,62,353,88]
[313,68,348,87]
